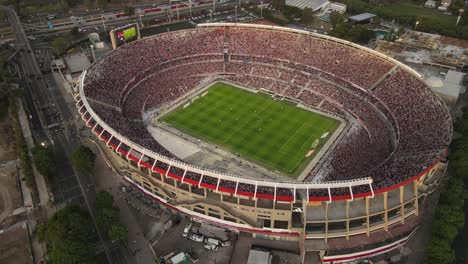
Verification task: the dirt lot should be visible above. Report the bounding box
[440,35,468,48]
[0,223,32,264]
[0,118,22,225]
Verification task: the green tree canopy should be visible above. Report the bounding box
[71,145,96,175]
[96,191,114,210]
[97,0,108,9]
[94,191,128,243]
[96,207,119,230]
[301,7,314,25]
[109,223,128,241]
[39,206,95,264]
[331,23,375,44]
[329,11,345,27]
[124,6,135,16]
[51,37,68,55]
[32,145,55,180]
[271,0,286,12]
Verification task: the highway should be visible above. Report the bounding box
[22,1,246,35]
[1,5,126,264]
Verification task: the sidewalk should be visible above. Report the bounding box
[15,98,47,264]
[16,98,49,206]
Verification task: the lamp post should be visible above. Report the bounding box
[260,1,263,18]
[101,15,106,32]
[235,5,237,22]
[189,0,192,17]
[138,11,144,27]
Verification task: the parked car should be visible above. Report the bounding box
[221,240,231,247]
[183,222,192,237]
[189,233,204,243]
[203,243,219,252]
[204,238,221,246]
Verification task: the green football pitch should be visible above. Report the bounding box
[160,82,340,177]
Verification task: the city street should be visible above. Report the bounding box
[0,5,125,264]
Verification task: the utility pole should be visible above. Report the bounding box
[189,0,192,17]
[260,1,263,18]
[138,11,144,27]
[235,5,237,22]
[101,15,106,32]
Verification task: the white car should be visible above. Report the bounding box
[189,233,204,243]
[221,240,231,247]
[204,238,220,246]
[183,222,192,237]
[204,243,219,251]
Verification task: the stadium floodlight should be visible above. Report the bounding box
[235,5,237,22]
[189,0,192,17]
[260,1,263,18]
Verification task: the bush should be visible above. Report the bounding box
[95,191,128,243]
[32,145,55,181]
[70,145,96,175]
[424,106,468,263]
[8,97,34,188]
[41,206,95,264]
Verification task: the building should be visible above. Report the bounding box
[64,53,91,74]
[76,23,451,264]
[348,12,376,24]
[428,70,467,108]
[285,0,329,11]
[327,2,347,14]
[247,250,271,264]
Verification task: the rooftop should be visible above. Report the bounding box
[285,0,329,11]
[349,12,376,22]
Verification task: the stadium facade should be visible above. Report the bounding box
[75,23,451,263]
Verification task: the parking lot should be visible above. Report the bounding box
[153,217,235,264]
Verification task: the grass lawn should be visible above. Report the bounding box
[160,82,340,177]
[380,2,456,24]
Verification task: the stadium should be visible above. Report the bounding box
[75,23,452,263]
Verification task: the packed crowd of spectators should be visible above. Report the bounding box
[81,26,451,201]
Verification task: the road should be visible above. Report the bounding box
[22,1,246,35]
[1,5,126,264]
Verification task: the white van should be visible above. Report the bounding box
[204,238,221,246]
[204,243,219,251]
[183,222,192,237]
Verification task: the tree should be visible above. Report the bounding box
[301,8,314,25]
[271,0,285,12]
[96,191,114,210]
[70,145,96,175]
[94,191,128,243]
[124,5,135,17]
[330,11,344,27]
[97,0,107,9]
[96,207,119,230]
[32,145,55,180]
[41,206,95,264]
[424,239,455,264]
[84,0,95,9]
[70,26,80,36]
[51,37,68,55]
[109,223,128,241]
[449,0,464,14]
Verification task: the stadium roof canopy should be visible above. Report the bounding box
[349,12,376,23]
[286,0,329,11]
